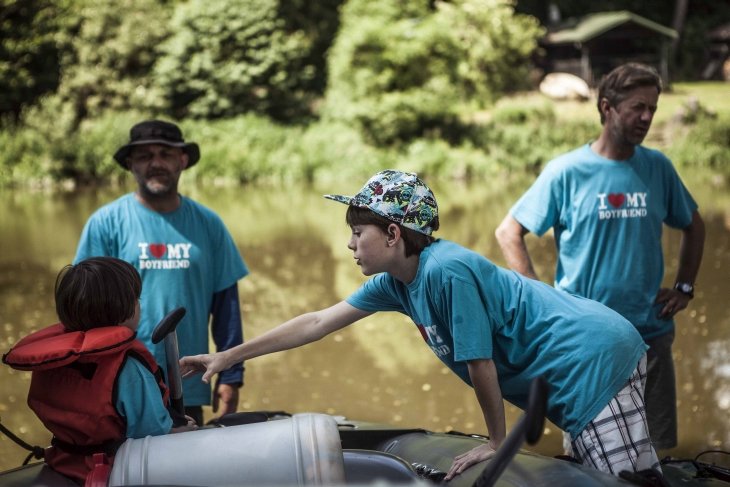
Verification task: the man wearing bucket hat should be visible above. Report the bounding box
[74,120,249,425]
[180,169,660,480]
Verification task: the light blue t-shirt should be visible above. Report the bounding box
[116,356,172,438]
[75,194,249,406]
[509,144,697,340]
[346,239,646,436]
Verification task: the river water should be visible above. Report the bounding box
[0,171,728,472]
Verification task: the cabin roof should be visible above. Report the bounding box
[543,10,678,45]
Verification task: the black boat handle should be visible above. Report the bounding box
[151,307,187,424]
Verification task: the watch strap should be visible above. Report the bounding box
[674,282,694,298]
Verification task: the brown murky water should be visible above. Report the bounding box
[1,172,728,471]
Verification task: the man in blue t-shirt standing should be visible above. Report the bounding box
[75,120,249,426]
[495,63,705,451]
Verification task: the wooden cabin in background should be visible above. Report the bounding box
[538,10,678,87]
[703,22,730,80]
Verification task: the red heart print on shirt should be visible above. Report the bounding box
[608,193,625,208]
[149,244,166,258]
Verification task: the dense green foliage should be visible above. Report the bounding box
[154,0,318,120]
[0,0,63,122]
[10,96,727,188]
[0,0,727,188]
[324,0,543,145]
[666,113,730,171]
[0,105,145,185]
[52,0,171,127]
[0,0,343,127]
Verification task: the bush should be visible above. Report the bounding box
[324,0,543,146]
[0,0,63,123]
[0,122,53,187]
[0,91,725,189]
[186,117,394,184]
[181,116,298,183]
[325,4,463,146]
[7,97,149,185]
[463,100,596,173]
[398,138,497,180]
[52,0,172,128]
[152,0,317,121]
[665,113,730,171]
[296,121,391,182]
[433,0,544,101]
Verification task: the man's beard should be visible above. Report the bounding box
[140,175,177,198]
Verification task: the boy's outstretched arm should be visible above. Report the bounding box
[180,301,372,383]
[444,359,506,481]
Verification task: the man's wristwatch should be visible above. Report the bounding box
[674,282,694,298]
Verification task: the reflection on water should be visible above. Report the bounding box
[0,172,728,471]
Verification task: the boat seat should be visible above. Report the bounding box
[342,449,421,483]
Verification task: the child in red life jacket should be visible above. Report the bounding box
[2,257,197,485]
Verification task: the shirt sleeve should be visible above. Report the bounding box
[657,152,698,229]
[509,163,562,237]
[209,212,249,292]
[345,274,406,313]
[210,283,244,385]
[116,357,173,438]
[446,276,494,362]
[74,212,113,263]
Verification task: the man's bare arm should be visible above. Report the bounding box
[656,210,706,318]
[675,210,705,286]
[495,214,539,280]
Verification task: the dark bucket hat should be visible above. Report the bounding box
[113,120,200,169]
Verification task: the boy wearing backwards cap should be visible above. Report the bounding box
[180,169,659,479]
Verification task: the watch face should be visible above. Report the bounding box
[676,283,693,294]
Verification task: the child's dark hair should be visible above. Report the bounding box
[55,257,142,331]
[346,206,438,257]
[597,63,662,124]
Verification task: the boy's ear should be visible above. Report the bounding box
[386,224,400,246]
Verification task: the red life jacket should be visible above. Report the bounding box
[2,323,170,484]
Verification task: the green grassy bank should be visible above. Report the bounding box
[0,82,727,189]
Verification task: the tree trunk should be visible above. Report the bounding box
[670,0,689,61]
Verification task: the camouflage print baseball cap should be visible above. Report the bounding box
[324,169,438,235]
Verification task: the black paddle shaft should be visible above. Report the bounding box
[151,307,187,345]
[151,307,187,421]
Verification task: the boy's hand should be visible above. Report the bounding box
[444,441,499,481]
[170,415,198,434]
[179,352,229,383]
